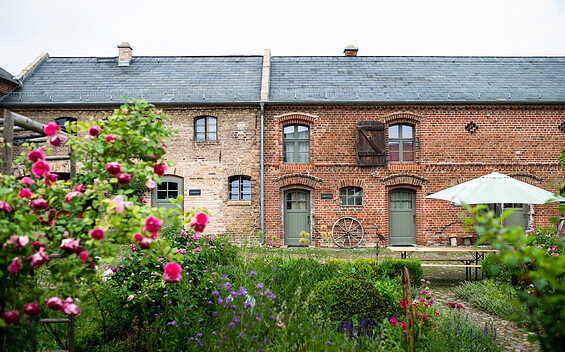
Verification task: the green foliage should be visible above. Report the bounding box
[481,253,516,283]
[372,277,403,315]
[465,204,565,351]
[454,281,523,320]
[310,276,386,321]
[378,258,423,287]
[341,258,380,280]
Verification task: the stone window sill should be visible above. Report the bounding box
[228,200,252,206]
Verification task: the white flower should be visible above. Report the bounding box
[127,294,135,301]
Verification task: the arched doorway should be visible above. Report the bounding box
[389,188,416,245]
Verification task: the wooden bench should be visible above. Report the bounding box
[420,259,481,281]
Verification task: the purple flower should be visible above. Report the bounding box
[256,283,263,290]
[212,290,219,296]
[227,322,236,329]
[248,271,257,277]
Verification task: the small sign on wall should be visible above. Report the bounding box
[321,193,333,200]
[189,189,201,196]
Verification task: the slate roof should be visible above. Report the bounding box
[269,56,565,103]
[2,55,565,105]
[0,56,263,104]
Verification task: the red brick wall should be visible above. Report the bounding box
[0,79,17,96]
[263,104,565,247]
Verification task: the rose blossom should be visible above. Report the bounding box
[78,250,88,263]
[153,164,167,176]
[60,238,82,253]
[23,303,42,317]
[145,178,156,189]
[16,236,29,248]
[18,188,32,199]
[117,173,132,185]
[88,126,100,137]
[20,176,35,185]
[44,122,60,136]
[0,201,12,213]
[139,237,152,249]
[62,302,81,317]
[48,134,67,147]
[32,160,50,177]
[106,134,117,143]
[196,212,208,225]
[133,233,143,241]
[29,247,49,268]
[8,257,21,274]
[26,148,45,162]
[144,216,163,234]
[2,310,21,325]
[105,162,121,176]
[31,198,48,210]
[44,173,59,186]
[110,195,124,213]
[45,297,64,311]
[64,191,82,204]
[389,317,397,326]
[89,228,105,241]
[163,262,182,283]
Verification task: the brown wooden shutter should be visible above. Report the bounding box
[355,121,386,166]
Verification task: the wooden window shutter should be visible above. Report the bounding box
[355,121,386,166]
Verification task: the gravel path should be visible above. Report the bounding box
[427,268,540,352]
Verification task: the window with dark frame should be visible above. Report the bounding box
[229,176,251,201]
[388,124,414,163]
[195,116,217,141]
[283,124,310,164]
[339,186,363,206]
[157,181,180,200]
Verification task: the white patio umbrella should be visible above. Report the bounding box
[425,172,563,204]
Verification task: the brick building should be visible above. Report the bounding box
[0,67,19,97]
[2,44,565,247]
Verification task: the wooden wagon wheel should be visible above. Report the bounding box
[332,216,364,249]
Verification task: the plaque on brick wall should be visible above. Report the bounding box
[189,189,201,196]
[321,193,333,199]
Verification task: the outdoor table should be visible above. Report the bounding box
[388,246,499,281]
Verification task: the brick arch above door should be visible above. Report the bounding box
[273,173,322,189]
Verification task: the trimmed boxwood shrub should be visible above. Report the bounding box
[310,275,386,320]
[377,258,423,287]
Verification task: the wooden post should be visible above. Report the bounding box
[2,109,14,175]
[402,267,415,352]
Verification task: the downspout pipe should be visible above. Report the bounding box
[260,102,265,245]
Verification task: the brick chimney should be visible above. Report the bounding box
[118,42,133,66]
[344,45,359,57]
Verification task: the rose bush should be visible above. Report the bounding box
[0,99,184,348]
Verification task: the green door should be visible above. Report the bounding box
[389,189,416,245]
[284,190,310,246]
[504,203,528,230]
[152,176,184,225]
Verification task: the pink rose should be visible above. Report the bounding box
[29,248,49,268]
[122,108,129,115]
[153,164,167,176]
[117,173,132,185]
[20,177,35,185]
[88,126,100,137]
[31,198,48,210]
[106,134,117,143]
[31,240,46,251]
[110,195,124,213]
[144,216,162,234]
[8,257,21,274]
[0,201,12,213]
[73,184,85,192]
[89,228,105,241]
[44,122,60,136]
[44,173,59,186]
[62,302,81,317]
[105,162,122,176]
[389,317,397,326]
[23,303,42,317]
[2,310,21,325]
[31,160,50,177]
[78,250,88,263]
[133,233,143,241]
[18,188,32,199]
[64,191,82,204]
[139,237,152,249]
[60,238,82,254]
[26,148,45,162]
[163,262,182,283]
[16,236,29,248]
[48,134,67,147]
[190,221,206,233]
[196,212,208,225]
[45,297,64,311]
[145,178,156,189]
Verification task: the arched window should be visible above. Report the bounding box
[388,124,414,163]
[195,116,217,141]
[283,124,309,164]
[229,176,251,200]
[339,186,363,206]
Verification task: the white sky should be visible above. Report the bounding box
[2,0,565,76]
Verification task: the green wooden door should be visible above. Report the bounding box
[152,176,184,225]
[284,190,310,246]
[504,203,527,230]
[389,189,416,245]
